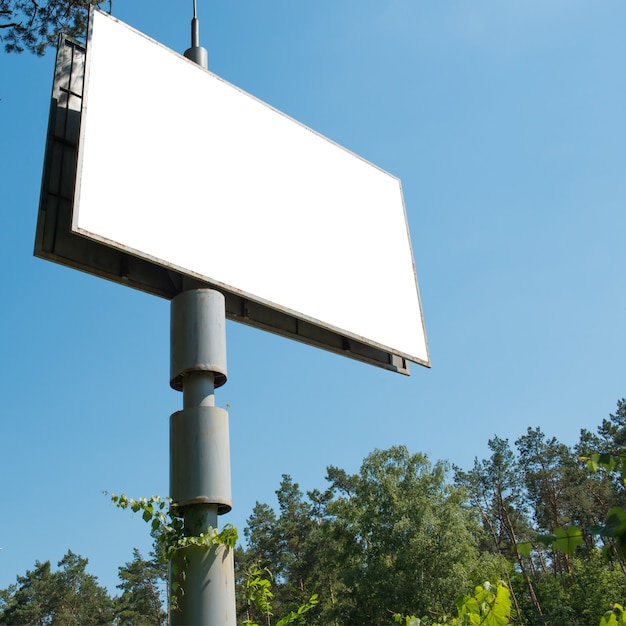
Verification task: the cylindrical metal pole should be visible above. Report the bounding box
[169,289,235,625]
[183,371,216,408]
[170,12,234,622]
[170,503,235,625]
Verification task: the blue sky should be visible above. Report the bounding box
[1,0,624,596]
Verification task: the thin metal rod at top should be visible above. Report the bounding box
[190,0,200,51]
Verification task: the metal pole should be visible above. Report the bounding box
[184,0,208,69]
[169,288,236,626]
[168,9,235,624]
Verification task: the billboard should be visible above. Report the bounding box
[36,9,429,374]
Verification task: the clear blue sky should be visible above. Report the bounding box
[1,0,624,596]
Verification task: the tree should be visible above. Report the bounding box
[595,399,626,451]
[114,547,167,626]
[455,403,626,625]
[0,560,57,625]
[327,446,501,625]
[455,436,539,623]
[0,0,109,55]
[239,478,334,624]
[240,446,502,625]
[0,550,114,625]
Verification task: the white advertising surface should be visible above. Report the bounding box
[74,10,429,366]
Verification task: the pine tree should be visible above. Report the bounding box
[115,548,166,626]
[0,0,109,55]
[0,550,113,625]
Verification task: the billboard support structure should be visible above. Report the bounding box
[36,5,428,621]
[169,12,236,623]
[170,288,235,625]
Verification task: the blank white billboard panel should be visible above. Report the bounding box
[72,10,429,367]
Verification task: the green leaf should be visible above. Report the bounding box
[276,611,297,626]
[551,525,583,556]
[600,609,619,626]
[604,507,626,537]
[517,541,533,558]
[596,452,618,472]
[582,455,598,473]
[536,533,557,547]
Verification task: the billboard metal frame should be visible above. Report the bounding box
[36,18,430,376]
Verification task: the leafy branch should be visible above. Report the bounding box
[108,492,317,623]
[108,493,237,558]
[1,0,111,55]
[392,580,513,626]
[517,449,626,561]
[601,603,626,626]
[242,565,318,626]
[107,492,237,609]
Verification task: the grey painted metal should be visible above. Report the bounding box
[183,371,216,409]
[169,286,235,623]
[170,10,235,620]
[171,504,236,625]
[170,405,232,514]
[184,42,208,69]
[184,1,208,70]
[171,289,227,391]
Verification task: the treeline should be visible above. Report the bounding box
[2,399,626,625]
[236,399,626,625]
[0,549,166,625]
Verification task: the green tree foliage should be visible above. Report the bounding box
[239,446,503,625]
[454,400,626,625]
[454,436,536,621]
[0,550,114,625]
[592,400,626,452]
[238,478,337,624]
[241,564,318,626]
[237,400,626,626]
[0,547,170,625]
[394,580,513,626]
[539,405,626,566]
[115,547,167,625]
[326,447,502,624]
[601,603,626,626]
[0,0,109,55]
[4,400,626,625]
